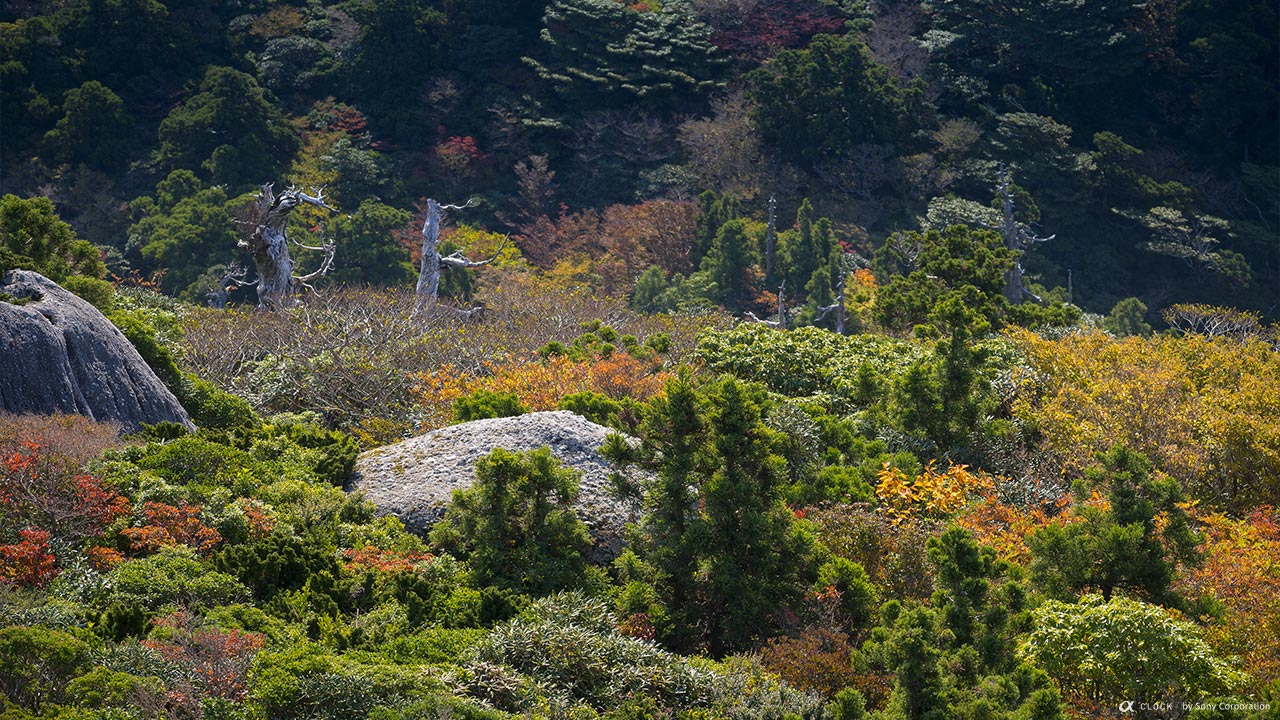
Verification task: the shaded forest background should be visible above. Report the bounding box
[1,0,1276,318]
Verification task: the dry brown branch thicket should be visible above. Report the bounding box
[177,277,732,442]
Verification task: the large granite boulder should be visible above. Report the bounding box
[350,411,636,556]
[0,270,193,432]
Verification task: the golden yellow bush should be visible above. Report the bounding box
[1009,329,1280,509]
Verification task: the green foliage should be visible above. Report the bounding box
[453,390,529,422]
[1020,594,1247,703]
[156,66,301,185]
[463,591,825,715]
[874,226,1014,332]
[605,376,816,655]
[0,625,90,713]
[327,200,415,286]
[177,373,260,431]
[214,530,341,605]
[699,218,756,310]
[136,434,257,487]
[747,33,922,165]
[696,323,924,402]
[0,194,105,282]
[65,667,164,710]
[42,81,133,170]
[927,0,1147,97]
[1028,446,1202,604]
[526,0,722,110]
[1102,297,1153,337]
[430,448,591,595]
[62,275,115,313]
[126,171,240,299]
[863,528,1060,720]
[893,288,994,450]
[816,557,878,631]
[630,265,670,314]
[108,309,183,389]
[104,550,250,610]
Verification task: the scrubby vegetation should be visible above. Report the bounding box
[3,0,1279,717]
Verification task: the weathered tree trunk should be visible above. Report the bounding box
[415,199,446,312]
[413,197,502,316]
[207,264,252,309]
[994,169,1052,305]
[238,184,335,309]
[764,195,777,280]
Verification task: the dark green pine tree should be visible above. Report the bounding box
[894,287,993,450]
[325,200,415,287]
[747,34,922,166]
[605,377,815,655]
[156,66,301,186]
[701,218,756,311]
[693,379,814,654]
[1028,446,1202,603]
[693,190,739,269]
[784,198,818,295]
[798,252,836,329]
[429,447,590,595]
[525,0,722,111]
[630,265,670,313]
[602,376,706,651]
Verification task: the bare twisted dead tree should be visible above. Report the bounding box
[237,184,337,309]
[206,262,254,309]
[414,197,507,317]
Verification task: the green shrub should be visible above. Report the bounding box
[63,275,116,313]
[0,625,91,712]
[816,557,878,630]
[137,434,259,487]
[178,373,258,430]
[429,447,590,594]
[1021,594,1247,703]
[105,550,250,610]
[65,667,165,710]
[214,531,341,603]
[109,309,182,389]
[453,390,528,422]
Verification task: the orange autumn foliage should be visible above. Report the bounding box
[342,545,434,574]
[143,611,265,701]
[121,502,222,555]
[1176,507,1280,692]
[410,352,670,430]
[0,528,58,587]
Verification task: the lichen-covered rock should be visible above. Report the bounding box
[0,270,193,432]
[350,411,637,557]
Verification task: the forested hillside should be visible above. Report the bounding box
[1,0,1276,313]
[1,1,1279,719]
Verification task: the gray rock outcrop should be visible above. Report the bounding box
[350,411,636,555]
[0,270,193,432]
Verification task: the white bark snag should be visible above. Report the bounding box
[239,184,336,309]
[744,280,788,328]
[764,195,777,280]
[992,168,1053,305]
[815,253,867,335]
[413,197,504,316]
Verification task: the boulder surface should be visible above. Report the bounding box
[0,270,193,432]
[350,411,636,554]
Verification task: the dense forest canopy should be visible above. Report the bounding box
[0,0,1275,315]
[1,0,1279,719]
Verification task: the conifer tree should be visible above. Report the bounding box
[701,218,756,311]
